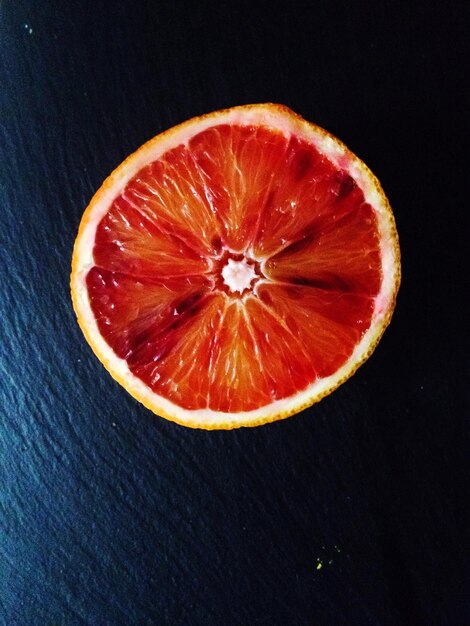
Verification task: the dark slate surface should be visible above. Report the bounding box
[1,1,468,624]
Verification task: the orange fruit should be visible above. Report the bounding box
[71,104,400,429]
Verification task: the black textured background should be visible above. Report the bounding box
[1,1,469,624]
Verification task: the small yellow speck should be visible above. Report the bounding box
[316,562,322,570]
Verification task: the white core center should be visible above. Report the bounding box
[221,258,257,293]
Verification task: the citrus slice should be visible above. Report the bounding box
[71,104,400,429]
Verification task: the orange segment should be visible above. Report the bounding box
[130,294,226,410]
[123,148,223,257]
[188,125,291,252]
[86,267,212,360]
[94,196,209,278]
[205,297,312,412]
[256,283,375,378]
[265,202,382,295]
[71,103,400,429]
[253,139,365,258]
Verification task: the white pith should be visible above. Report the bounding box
[222,258,258,293]
[71,104,400,429]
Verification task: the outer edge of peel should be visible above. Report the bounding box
[70,103,401,430]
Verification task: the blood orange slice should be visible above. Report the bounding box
[71,104,400,429]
